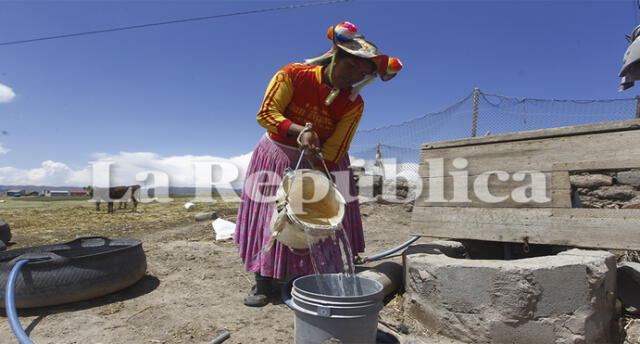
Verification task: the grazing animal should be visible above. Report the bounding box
[87,185,141,214]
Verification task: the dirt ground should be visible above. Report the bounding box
[0,199,458,344]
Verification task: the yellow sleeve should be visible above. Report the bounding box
[256,69,295,136]
[321,102,364,165]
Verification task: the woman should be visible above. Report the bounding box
[234,21,402,307]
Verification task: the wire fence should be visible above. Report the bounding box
[350,89,639,176]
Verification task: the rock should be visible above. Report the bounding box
[569,174,613,188]
[577,187,590,195]
[617,169,640,187]
[194,211,218,222]
[622,196,640,209]
[592,185,637,201]
[625,319,640,344]
[322,339,342,344]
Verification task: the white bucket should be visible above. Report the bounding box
[268,169,345,251]
[287,274,384,344]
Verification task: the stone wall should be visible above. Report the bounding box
[571,169,640,209]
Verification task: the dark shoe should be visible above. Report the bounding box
[243,273,272,307]
[243,285,269,307]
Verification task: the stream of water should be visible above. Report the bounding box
[304,227,363,296]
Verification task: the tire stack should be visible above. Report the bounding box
[0,221,11,251]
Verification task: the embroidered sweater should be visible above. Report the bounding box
[256,63,364,169]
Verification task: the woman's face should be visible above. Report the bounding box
[330,54,375,89]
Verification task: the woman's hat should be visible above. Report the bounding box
[327,21,403,82]
[304,21,403,105]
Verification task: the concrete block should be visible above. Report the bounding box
[530,265,590,317]
[490,321,557,344]
[403,245,618,344]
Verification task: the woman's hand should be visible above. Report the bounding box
[299,130,321,155]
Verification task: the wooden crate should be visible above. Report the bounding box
[411,119,640,250]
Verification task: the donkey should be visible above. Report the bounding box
[87,185,141,214]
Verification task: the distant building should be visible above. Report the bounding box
[6,189,26,197]
[69,190,88,196]
[43,190,70,197]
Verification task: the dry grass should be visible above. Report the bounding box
[1,195,240,249]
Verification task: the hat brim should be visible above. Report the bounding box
[335,37,381,59]
[380,73,398,82]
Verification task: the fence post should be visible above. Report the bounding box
[472,87,480,137]
[375,143,385,179]
[636,96,640,118]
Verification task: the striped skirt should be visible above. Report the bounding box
[234,134,365,280]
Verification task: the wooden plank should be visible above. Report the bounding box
[553,159,640,171]
[421,119,640,150]
[411,206,640,250]
[416,172,570,208]
[551,171,571,208]
[418,130,640,176]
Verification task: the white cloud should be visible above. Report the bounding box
[89,151,253,188]
[0,143,9,154]
[0,83,16,103]
[0,160,90,186]
[0,151,253,187]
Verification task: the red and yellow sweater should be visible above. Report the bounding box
[257,63,364,169]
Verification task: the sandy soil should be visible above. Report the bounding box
[0,201,459,344]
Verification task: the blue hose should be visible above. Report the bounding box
[6,258,48,344]
[360,236,421,263]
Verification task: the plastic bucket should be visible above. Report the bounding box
[286,273,384,344]
[269,169,346,250]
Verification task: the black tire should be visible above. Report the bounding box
[0,221,10,244]
[0,236,147,308]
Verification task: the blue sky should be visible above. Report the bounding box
[0,0,637,186]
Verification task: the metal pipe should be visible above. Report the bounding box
[208,331,231,344]
[6,259,38,344]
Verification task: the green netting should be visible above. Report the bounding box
[350,90,638,175]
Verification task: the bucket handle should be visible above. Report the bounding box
[293,123,332,181]
[280,276,299,310]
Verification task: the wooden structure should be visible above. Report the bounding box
[411,119,640,250]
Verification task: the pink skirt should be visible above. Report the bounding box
[234,134,365,280]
